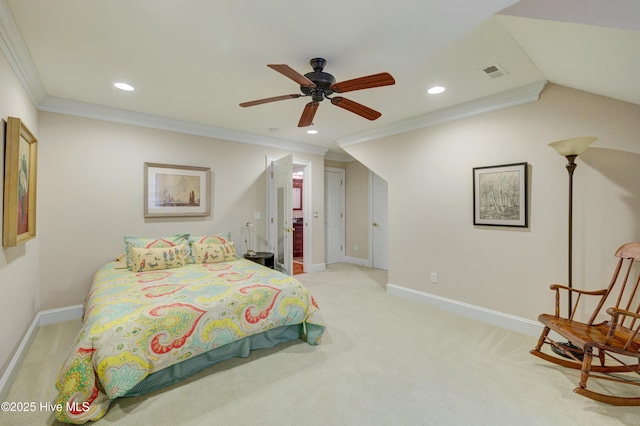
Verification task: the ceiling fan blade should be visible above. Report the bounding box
[330,72,395,93]
[268,64,316,88]
[331,97,382,121]
[298,102,319,127]
[239,94,302,107]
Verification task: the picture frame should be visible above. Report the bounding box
[473,162,528,227]
[3,117,38,246]
[144,162,211,218]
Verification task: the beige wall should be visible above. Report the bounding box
[37,112,326,311]
[345,83,640,321]
[0,50,40,376]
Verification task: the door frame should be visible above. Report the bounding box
[266,155,312,274]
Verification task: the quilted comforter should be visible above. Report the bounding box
[55,258,325,424]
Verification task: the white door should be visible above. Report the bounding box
[325,168,345,264]
[272,155,293,275]
[371,172,388,270]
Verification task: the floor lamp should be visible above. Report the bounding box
[548,136,597,357]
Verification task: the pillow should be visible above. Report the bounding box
[192,242,237,264]
[124,233,190,270]
[131,244,186,272]
[187,232,231,263]
[189,232,231,245]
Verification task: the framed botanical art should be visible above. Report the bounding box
[144,162,211,218]
[473,162,528,228]
[3,117,38,246]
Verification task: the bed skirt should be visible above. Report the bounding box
[123,323,303,397]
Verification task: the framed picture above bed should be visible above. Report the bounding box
[3,117,38,246]
[473,162,528,228]
[144,162,211,217]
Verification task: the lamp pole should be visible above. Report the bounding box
[565,154,578,317]
[548,137,596,359]
[549,137,597,359]
[549,137,597,312]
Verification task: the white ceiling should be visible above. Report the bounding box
[1,0,638,158]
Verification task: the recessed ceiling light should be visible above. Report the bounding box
[114,82,135,91]
[427,86,445,95]
[306,129,318,134]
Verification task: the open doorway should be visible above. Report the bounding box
[292,165,304,275]
[266,156,311,276]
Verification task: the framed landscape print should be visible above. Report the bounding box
[3,117,38,246]
[144,162,211,218]
[473,162,528,227]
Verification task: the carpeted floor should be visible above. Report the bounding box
[1,263,638,425]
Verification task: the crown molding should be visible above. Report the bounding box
[337,80,548,148]
[39,96,328,156]
[0,0,47,104]
[324,151,356,162]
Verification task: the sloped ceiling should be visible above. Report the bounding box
[0,0,638,158]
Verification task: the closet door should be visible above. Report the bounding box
[371,172,388,270]
[325,168,345,264]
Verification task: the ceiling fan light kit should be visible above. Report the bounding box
[240,58,395,127]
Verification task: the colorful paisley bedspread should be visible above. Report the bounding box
[55,258,325,424]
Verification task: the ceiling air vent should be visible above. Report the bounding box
[482,63,509,79]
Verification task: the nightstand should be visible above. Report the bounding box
[244,252,274,269]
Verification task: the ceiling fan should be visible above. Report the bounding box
[239,58,395,127]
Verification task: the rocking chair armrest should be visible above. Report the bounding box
[548,284,608,296]
[603,308,640,348]
[606,307,640,322]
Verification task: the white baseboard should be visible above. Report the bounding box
[307,263,326,273]
[386,283,542,337]
[343,256,371,267]
[0,305,83,402]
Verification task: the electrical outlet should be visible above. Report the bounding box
[354,244,358,252]
[430,272,438,284]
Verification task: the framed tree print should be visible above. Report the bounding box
[3,117,38,246]
[473,162,528,228]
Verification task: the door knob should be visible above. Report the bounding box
[373,222,379,227]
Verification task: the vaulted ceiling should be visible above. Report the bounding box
[1,0,638,158]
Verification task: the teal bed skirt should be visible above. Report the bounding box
[124,323,304,397]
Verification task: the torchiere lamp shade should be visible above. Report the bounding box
[548,137,598,156]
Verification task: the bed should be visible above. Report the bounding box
[54,234,325,424]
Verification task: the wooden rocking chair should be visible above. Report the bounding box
[530,242,640,405]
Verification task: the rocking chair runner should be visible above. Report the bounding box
[531,242,640,406]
